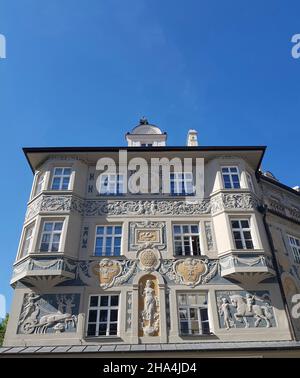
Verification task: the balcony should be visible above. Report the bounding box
[219,251,275,284]
[11,255,77,289]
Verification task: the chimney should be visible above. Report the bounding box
[186,129,198,146]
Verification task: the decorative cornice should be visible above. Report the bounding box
[266,199,300,225]
[25,193,259,221]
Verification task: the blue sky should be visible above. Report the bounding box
[0,0,300,312]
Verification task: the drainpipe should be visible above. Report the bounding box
[258,204,296,340]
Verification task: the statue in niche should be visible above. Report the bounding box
[141,280,159,336]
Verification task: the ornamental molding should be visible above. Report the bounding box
[137,245,161,272]
[13,255,220,289]
[204,221,214,251]
[129,221,166,251]
[210,193,258,214]
[159,259,219,287]
[267,198,300,224]
[217,290,276,329]
[77,259,137,289]
[25,193,259,221]
[219,254,273,270]
[18,293,79,335]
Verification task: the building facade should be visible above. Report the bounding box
[2,120,300,357]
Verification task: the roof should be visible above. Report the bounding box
[23,145,266,173]
[1,341,300,356]
[260,173,300,197]
[129,124,163,135]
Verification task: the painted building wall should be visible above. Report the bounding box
[4,150,294,347]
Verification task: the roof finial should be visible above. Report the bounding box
[139,116,149,125]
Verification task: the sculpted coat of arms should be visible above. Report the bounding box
[92,259,122,288]
[174,258,208,286]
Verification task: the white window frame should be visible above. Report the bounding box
[288,235,300,264]
[94,225,122,256]
[170,172,194,195]
[39,220,64,253]
[177,293,209,336]
[246,172,255,192]
[221,166,241,189]
[51,167,71,190]
[87,294,119,337]
[231,219,254,250]
[20,223,35,258]
[34,173,45,197]
[99,174,124,195]
[173,224,201,256]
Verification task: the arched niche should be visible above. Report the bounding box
[138,274,160,337]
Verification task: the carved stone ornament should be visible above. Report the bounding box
[216,291,276,329]
[77,259,137,289]
[92,259,122,289]
[18,293,79,335]
[137,245,161,272]
[139,276,160,337]
[137,230,159,243]
[25,193,258,221]
[174,258,208,286]
[210,193,258,215]
[129,221,166,251]
[204,221,214,251]
[159,259,219,286]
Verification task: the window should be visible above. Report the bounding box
[51,167,71,190]
[95,225,122,256]
[222,166,240,189]
[20,224,34,258]
[34,173,44,196]
[231,220,254,249]
[288,235,300,264]
[40,221,63,252]
[177,293,209,336]
[99,174,124,195]
[246,172,255,192]
[173,225,200,256]
[141,143,152,147]
[170,172,194,195]
[87,295,119,337]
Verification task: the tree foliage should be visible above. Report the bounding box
[0,314,9,346]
